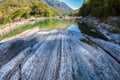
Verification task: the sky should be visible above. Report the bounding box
[59,0,84,10]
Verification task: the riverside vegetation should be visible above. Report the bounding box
[79,0,120,33]
[0,0,73,25]
[0,19,76,41]
[79,0,120,17]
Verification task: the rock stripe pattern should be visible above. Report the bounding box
[0,30,120,80]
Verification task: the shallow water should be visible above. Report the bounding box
[0,19,75,41]
[67,22,109,40]
[66,24,81,32]
[0,19,106,41]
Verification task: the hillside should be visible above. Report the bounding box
[45,0,73,13]
[0,0,37,8]
[0,0,73,25]
[0,0,72,13]
[70,9,79,16]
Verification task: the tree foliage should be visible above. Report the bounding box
[0,0,60,25]
[79,0,120,17]
[30,2,54,17]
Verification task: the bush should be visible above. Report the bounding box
[21,12,30,19]
[0,11,2,19]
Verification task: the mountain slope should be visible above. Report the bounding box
[0,0,73,13]
[45,0,73,13]
[0,0,39,10]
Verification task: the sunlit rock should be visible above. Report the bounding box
[92,39,120,63]
[0,30,120,80]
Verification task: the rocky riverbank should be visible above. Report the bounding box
[0,17,47,37]
[81,16,120,44]
[79,16,120,64]
[0,16,120,80]
[0,29,120,80]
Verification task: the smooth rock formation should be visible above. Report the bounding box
[0,30,120,80]
[0,39,25,67]
[81,16,120,44]
[86,36,120,63]
[0,47,31,80]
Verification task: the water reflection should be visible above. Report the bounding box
[66,24,81,32]
[78,22,108,40]
[66,23,107,40]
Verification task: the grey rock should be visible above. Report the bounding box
[0,39,25,67]
[0,47,31,80]
[81,16,120,43]
[98,23,115,32]
[0,30,120,80]
[92,39,120,63]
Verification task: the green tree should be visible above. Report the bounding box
[30,2,53,17]
[79,0,120,18]
[105,0,120,16]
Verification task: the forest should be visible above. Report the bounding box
[79,0,120,18]
[0,0,59,25]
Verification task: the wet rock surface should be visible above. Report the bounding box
[0,29,120,80]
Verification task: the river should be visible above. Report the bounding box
[0,19,106,41]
